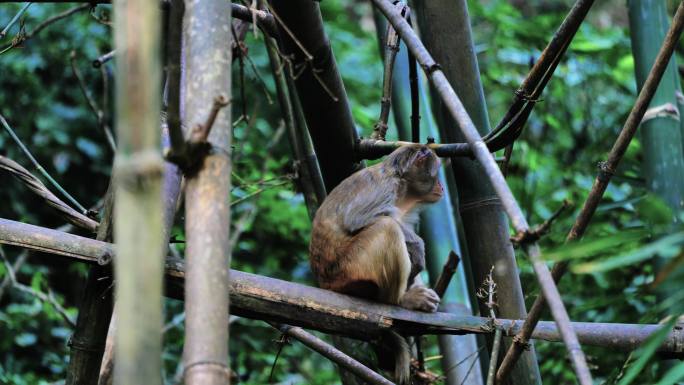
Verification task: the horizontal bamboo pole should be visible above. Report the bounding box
[1,217,683,354]
[356,139,471,159]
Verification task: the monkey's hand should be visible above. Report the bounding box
[399,285,440,312]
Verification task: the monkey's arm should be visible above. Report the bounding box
[399,222,425,283]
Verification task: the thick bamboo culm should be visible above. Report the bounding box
[181,0,233,384]
[111,0,164,384]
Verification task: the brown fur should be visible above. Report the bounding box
[309,145,443,384]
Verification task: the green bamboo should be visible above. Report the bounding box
[112,0,164,384]
[628,0,684,214]
[411,1,542,385]
[628,0,684,319]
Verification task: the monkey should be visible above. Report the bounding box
[309,144,443,384]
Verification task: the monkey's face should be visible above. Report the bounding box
[399,146,443,203]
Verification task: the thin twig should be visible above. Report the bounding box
[510,199,571,246]
[0,4,90,54]
[371,1,404,141]
[0,113,89,215]
[0,247,76,327]
[270,323,395,385]
[496,2,684,382]
[188,95,230,144]
[92,50,114,68]
[477,268,501,385]
[70,50,116,152]
[0,2,31,39]
[0,155,98,232]
[264,3,339,101]
[228,206,257,251]
[0,250,27,301]
[268,333,290,383]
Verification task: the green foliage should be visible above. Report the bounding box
[1,0,684,384]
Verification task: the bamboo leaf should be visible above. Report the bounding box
[653,361,684,385]
[616,315,679,385]
[573,231,684,273]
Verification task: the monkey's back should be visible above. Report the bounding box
[309,164,400,298]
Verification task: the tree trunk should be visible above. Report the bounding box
[411,1,542,384]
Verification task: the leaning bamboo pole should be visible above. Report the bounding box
[371,12,484,384]
[410,2,541,384]
[111,0,164,384]
[269,0,360,192]
[372,0,592,383]
[496,2,684,382]
[181,0,232,384]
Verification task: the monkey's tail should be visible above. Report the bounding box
[381,330,411,385]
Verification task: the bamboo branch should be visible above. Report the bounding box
[496,1,684,382]
[70,51,116,152]
[0,246,75,327]
[0,113,90,214]
[0,155,98,232]
[271,323,395,385]
[1,218,684,354]
[371,1,592,383]
[0,4,90,54]
[0,2,31,39]
[432,251,460,298]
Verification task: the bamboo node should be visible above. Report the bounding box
[113,150,164,191]
[512,334,531,350]
[596,161,615,182]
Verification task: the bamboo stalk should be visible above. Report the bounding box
[269,0,360,192]
[629,0,684,213]
[181,0,232,384]
[496,2,684,382]
[65,183,114,385]
[372,0,590,383]
[264,34,324,217]
[410,1,541,384]
[111,0,164,384]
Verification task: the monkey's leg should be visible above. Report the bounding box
[349,217,412,305]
